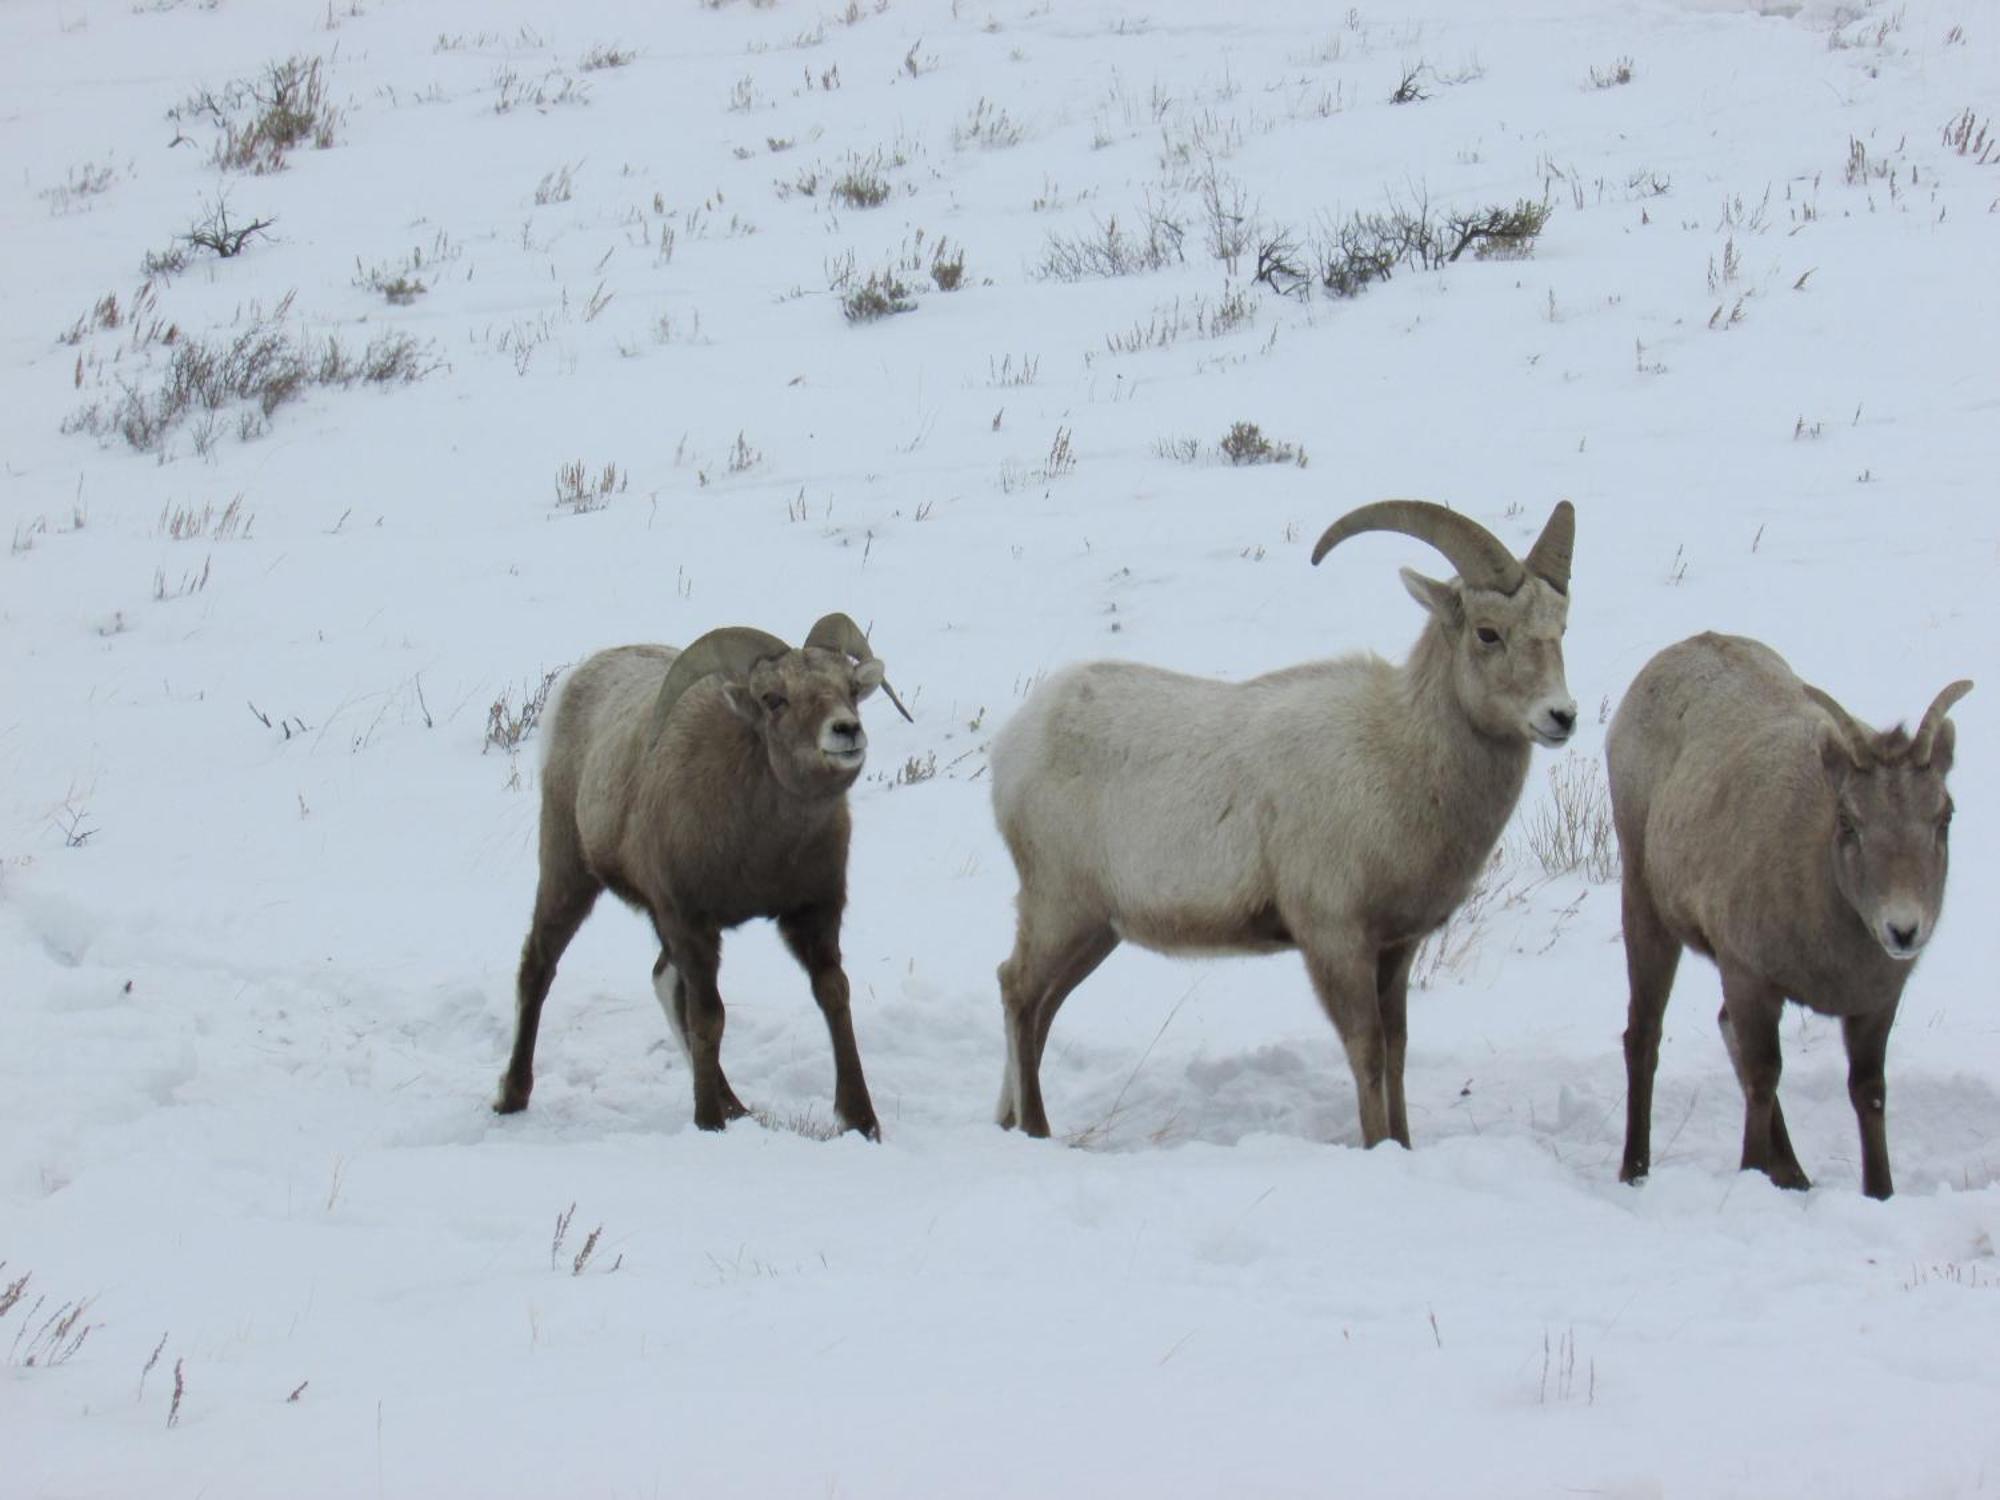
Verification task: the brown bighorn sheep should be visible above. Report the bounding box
[1608,632,1970,1199]
[990,499,1578,1148]
[495,613,911,1137]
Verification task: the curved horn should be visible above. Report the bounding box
[649,626,791,741]
[1522,500,1575,595]
[1310,499,1524,594]
[1801,683,1874,769]
[1912,679,1973,767]
[804,612,913,723]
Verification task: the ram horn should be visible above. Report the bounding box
[1311,499,1524,595]
[804,612,914,723]
[1801,684,1876,771]
[1522,500,1575,595]
[650,626,792,742]
[1911,679,1974,767]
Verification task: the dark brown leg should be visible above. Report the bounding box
[1618,876,1681,1183]
[779,907,879,1139]
[651,953,747,1119]
[1377,943,1416,1149]
[1303,934,1391,1148]
[1843,1006,1897,1200]
[496,875,600,1113]
[996,917,1118,1137]
[654,919,731,1131]
[1717,967,1809,1191]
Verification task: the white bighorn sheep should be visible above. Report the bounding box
[495,613,911,1137]
[990,499,1578,1148]
[1608,632,1971,1199]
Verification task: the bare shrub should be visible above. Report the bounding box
[159,494,253,541]
[953,97,1024,150]
[554,460,626,514]
[1314,196,1552,297]
[1519,751,1618,881]
[40,161,117,215]
[183,195,275,258]
[1448,199,1553,261]
[2,1272,100,1369]
[485,669,563,753]
[493,67,589,113]
[1942,108,1997,163]
[578,42,635,71]
[66,298,438,454]
[1414,848,1515,988]
[830,154,892,208]
[533,163,576,204]
[930,240,967,291]
[175,56,341,173]
[750,1105,842,1141]
[1588,57,1635,89]
[1219,421,1305,467]
[1037,198,1186,280]
[842,271,915,322]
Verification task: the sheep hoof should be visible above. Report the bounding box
[846,1116,882,1142]
[493,1080,531,1114]
[1618,1160,1648,1185]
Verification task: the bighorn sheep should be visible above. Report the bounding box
[495,613,911,1137]
[1608,633,1971,1199]
[990,499,1578,1148]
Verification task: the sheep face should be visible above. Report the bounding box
[1402,568,1577,747]
[1821,725,1957,961]
[721,647,887,797]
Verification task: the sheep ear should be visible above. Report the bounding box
[719,678,761,724]
[1400,567,1462,626]
[853,659,886,699]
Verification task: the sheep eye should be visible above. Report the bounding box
[1475,626,1501,646]
[762,693,787,714]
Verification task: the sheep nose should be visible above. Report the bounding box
[829,717,861,741]
[1886,922,1918,951]
[1548,707,1577,733]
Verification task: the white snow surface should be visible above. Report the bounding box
[4,0,1998,1494]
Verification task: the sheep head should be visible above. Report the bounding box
[652,614,910,798]
[1804,678,1972,961]
[1312,499,1579,748]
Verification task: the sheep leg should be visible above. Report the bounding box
[658,922,733,1132]
[1304,941,1393,1149]
[650,955,748,1119]
[1376,943,1416,1149]
[1617,878,1681,1183]
[996,919,1118,1137]
[1717,970,1810,1191]
[1842,1007,1896,1201]
[496,877,600,1114]
[778,908,880,1140]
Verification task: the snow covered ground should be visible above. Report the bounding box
[4,0,1997,1493]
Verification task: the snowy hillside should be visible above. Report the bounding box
[4,0,1997,1494]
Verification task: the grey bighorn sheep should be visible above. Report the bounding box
[1608,632,1970,1199]
[989,499,1578,1148]
[495,613,911,1137]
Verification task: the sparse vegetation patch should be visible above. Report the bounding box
[173,55,341,173]
[65,294,438,455]
[1219,422,1306,467]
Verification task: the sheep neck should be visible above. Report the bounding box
[1393,614,1534,855]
